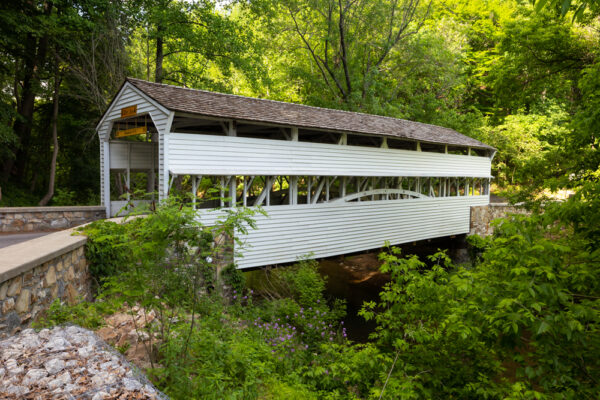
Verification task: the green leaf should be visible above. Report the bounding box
[537,321,550,335]
[534,0,551,12]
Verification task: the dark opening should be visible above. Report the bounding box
[420,142,446,153]
[447,146,469,155]
[470,148,490,157]
[387,138,417,151]
[236,124,289,140]
[347,134,381,148]
[299,129,340,144]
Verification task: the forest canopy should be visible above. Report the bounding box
[0,0,598,206]
[3,1,599,398]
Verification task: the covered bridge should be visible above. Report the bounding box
[97,78,495,269]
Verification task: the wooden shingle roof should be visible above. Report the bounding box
[127,78,493,150]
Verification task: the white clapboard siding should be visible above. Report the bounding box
[99,141,104,206]
[197,195,489,269]
[97,82,171,208]
[97,84,170,139]
[109,142,158,170]
[168,133,492,178]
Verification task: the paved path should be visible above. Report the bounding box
[0,232,51,249]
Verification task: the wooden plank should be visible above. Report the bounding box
[168,133,492,178]
[196,196,489,268]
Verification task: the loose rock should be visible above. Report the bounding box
[0,326,166,399]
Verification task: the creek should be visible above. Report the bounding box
[317,234,470,342]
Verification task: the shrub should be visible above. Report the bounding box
[361,211,600,398]
[33,297,122,330]
[250,259,347,349]
[221,262,245,294]
[81,220,129,283]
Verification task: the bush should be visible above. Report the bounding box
[360,210,600,398]
[81,220,130,283]
[221,263,245,293]
[33,297,122,330]
[249,259,347,349]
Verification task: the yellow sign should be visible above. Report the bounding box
[116,126,147,138]
[121,105,138,118]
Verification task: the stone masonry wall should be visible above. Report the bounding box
[0,244,90,339]
[0,206,105,233]
[470,203,530,237]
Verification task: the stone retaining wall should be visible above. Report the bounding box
[0,230,90,339]
[0,206,105,233]
[470,203,529,237]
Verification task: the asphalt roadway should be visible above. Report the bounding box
[0,232,51,249]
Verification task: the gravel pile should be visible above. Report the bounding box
[0,326,166,399]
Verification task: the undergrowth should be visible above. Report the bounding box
[45,193,600,399]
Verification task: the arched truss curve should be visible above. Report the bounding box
[171,174,490,209]
[331,188,428,202]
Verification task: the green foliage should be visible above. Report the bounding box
[49,187,600,399]
[479,105,571,186]
[360,203,600,398]
[0,181,40,207]
[34,297,122,330]
[220,263,245,294]
[259,259,329,308]
[156,297,275,399]
[80,220,129,282]
[50,189,77,206]
[3,1,600,398]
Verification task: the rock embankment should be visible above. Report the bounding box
[0,326,165,399]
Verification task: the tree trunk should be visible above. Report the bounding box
[39,59,61,206]
[155,29,164,83]
[3,2,53,182]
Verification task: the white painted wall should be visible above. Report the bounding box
[198,195,489,269]
[168,133,492,178]
[109,142,158,170]
[96,82,170,216]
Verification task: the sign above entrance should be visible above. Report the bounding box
[121,105,138,118]
[116,126,147,138]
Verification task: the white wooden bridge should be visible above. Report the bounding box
[97,78,494,269]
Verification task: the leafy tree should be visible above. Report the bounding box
[479,105,571,187]
[127,0,262,92]
[255,0,433,111]
[361,201,600,397]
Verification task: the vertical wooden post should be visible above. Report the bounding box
[229,175,236,207]
[227,121,236,136]
[149,140,156,201]
[162,112,175,201]
[192,176,198,209]
[243,176,248,207]
[266,176,271,206]
[220,177,224,207]
[370,177,375,201]
[291,127,298,141]
[289,176,298,205]
[126,143,131,202]
[103,141,110,217]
